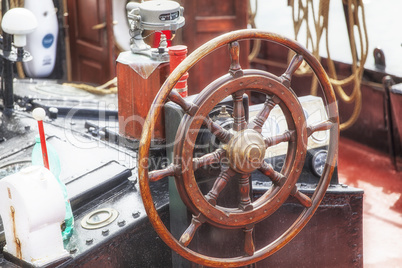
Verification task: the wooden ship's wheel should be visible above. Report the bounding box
[138,29,339,267]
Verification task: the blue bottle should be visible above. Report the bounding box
[31,137,74,241]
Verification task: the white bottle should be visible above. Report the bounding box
[23,0,58,77]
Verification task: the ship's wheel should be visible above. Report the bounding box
[138,29,339,267]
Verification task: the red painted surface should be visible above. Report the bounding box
[168,45,189,97]
[338,137,402,267]
[153,31,172,48]
[37,120,49,170]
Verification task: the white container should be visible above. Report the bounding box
[113,0,131,51]
[23,0,58,77]
[0,166,69,266]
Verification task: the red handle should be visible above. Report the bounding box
[37,120,50,170]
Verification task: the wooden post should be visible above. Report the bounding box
[117,57,169,142]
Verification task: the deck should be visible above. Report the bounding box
[338,137,402,267]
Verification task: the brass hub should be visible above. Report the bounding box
[227,129,266,174]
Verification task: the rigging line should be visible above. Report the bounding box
[247,0,368,130]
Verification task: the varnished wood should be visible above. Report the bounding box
[232,91,247,131]
[205,168,235,206]
[148,164,176,182]
[264,130,295,148]
[259,161,286,187]
[176,72,308,229]
[291,187,313,208]
[179,214,205,247]
[67,0,115,84]
[251,95,281,132]
[280,54,304,88]
[307,120,334,137]
[138,29,339,267]
[193,149,225,170]
[229,41,243,78]
[117,62,169,140]
[181,0,249,95]
[203,116,232,143]
[243,226,255,256]
[238,174,253,211]
[168,90,198,116]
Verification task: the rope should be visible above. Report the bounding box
[63,77,118,95]
[248,0,368,130]
[10,0,24,8]
[290,0,368,130]
[248,0,261,61]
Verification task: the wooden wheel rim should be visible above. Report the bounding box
[138,29,339,267]
[174,71,307,228]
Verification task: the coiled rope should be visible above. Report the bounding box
[249,0,369,130]
[291,0,368,130]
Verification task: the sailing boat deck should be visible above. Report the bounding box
[338,137,402,267]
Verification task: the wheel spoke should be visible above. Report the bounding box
[168,90,199,116]
[258,161,286,186]
[243,225,255,256]
[291,186,312,208]
[179,213,206,247]
[307,120,333,137]
[193,149,225,170]
[205,167,236,206]
[250,95,281,132]
[238,173,253,211]
[280,54,304,88]
[259,162,312,207]
[228,41,243,78]
[264,130,295,148]
[148,164,177,182]
[203,116,232,143]
[138,29,338,266]
[232,91,247,131]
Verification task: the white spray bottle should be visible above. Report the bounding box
[23,0,58,77]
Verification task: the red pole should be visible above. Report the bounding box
[168,45,189,97]
[33,108,50,170]
[37,120,50,170]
